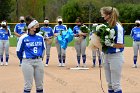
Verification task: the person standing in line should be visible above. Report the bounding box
[40,18,54,67]
[14,16,26,66]
[100,6,124,93]
[73,17,88,67]
[0,20,11,66]
[89,23,102,67]
[130,20,140,68]
[16,16,45,93]
[53,16,67,67]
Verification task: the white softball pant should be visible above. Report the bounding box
[75,39,87,56]
[92,49,101,60]
[45,42,51,59]
[55,38,66,63]
[21,58,44,93]
[133,41,140,60]
[0,40,9,56]
[104,52,124,92]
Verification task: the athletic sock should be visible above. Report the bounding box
[108,89,114,93]
[58,55,61,63]
[36,89,43,93]
[93,59,96,65]
[133,56,137,64]
[0,55,3,62]
[6,55,9,63]
[82,55,86,64]
[62,56,65,63]
[77,56,80,64]
[99,59,101,65]
[46,58,49,64]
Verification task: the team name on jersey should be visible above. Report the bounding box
[26,42,42,47]
[18,26,24,30]
[134,31,140,34]
[0,32,8,34]
[56,27,65,31]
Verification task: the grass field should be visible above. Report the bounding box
[9,35,133,47]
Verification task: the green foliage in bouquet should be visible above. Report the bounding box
[40,30,45,36]
[80,25,90,33]
[94,24,116,53]
[23,26,28,33]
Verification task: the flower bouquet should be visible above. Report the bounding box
[89,24,116,53]
[22,26,28,33]
[80,25,90,33]
[57,28,74,49]
[75,25,90,43]
[44,32,53,45]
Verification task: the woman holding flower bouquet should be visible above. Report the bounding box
[73,17,89,67]
[100,7,124,93]
[90,23,102,67]
[40,18,54,67]
[54,16,67,67]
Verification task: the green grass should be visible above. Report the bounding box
[124,35,133,47]
[9,37,17,47]
[9,35,133,47]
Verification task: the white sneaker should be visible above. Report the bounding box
[76,64,80,68]
[58,63,62,67]
[0,62,4,66]
[62,63,65,67]
[92,64,96,68]
[132,64,137,68]
[45,64,48,67]
[99,65,102,68]
[5,62,8,66]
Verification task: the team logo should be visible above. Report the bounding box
[24,39,29,42]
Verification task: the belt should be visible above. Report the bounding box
[134,40,140,42]
[26,56,42,59]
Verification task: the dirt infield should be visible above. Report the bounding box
[0,47,140,93]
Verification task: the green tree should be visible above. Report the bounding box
[116,3,140,34]
[0,0,14,21]
[62,0,112,23]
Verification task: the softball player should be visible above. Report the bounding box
[0,21,11,66]
[14,16,26,65]
[73,17,88,67]
[100,7,124,93]
[130,20,140,68]
[90,23,102,67]
[40,19,54,67]
[14,16,26,38]
[16,17,45,93]
[54,16,67,67]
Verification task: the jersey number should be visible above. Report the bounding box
[33,47,38,53]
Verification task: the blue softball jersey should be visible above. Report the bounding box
[14,23,26,35]
[16,33,46,60]
[73,25,81,34]
[0,27,11,40]
[130,27,140,41]
[54,24,67,33]
[106,22,124,54]
[73,25,87,39]
[40,26,54,37]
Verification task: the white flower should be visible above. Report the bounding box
[109,29,115,38]
[106,28,110,32]
[96,25,101,31]
[96,24,105,31]
[105,36,109,39]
